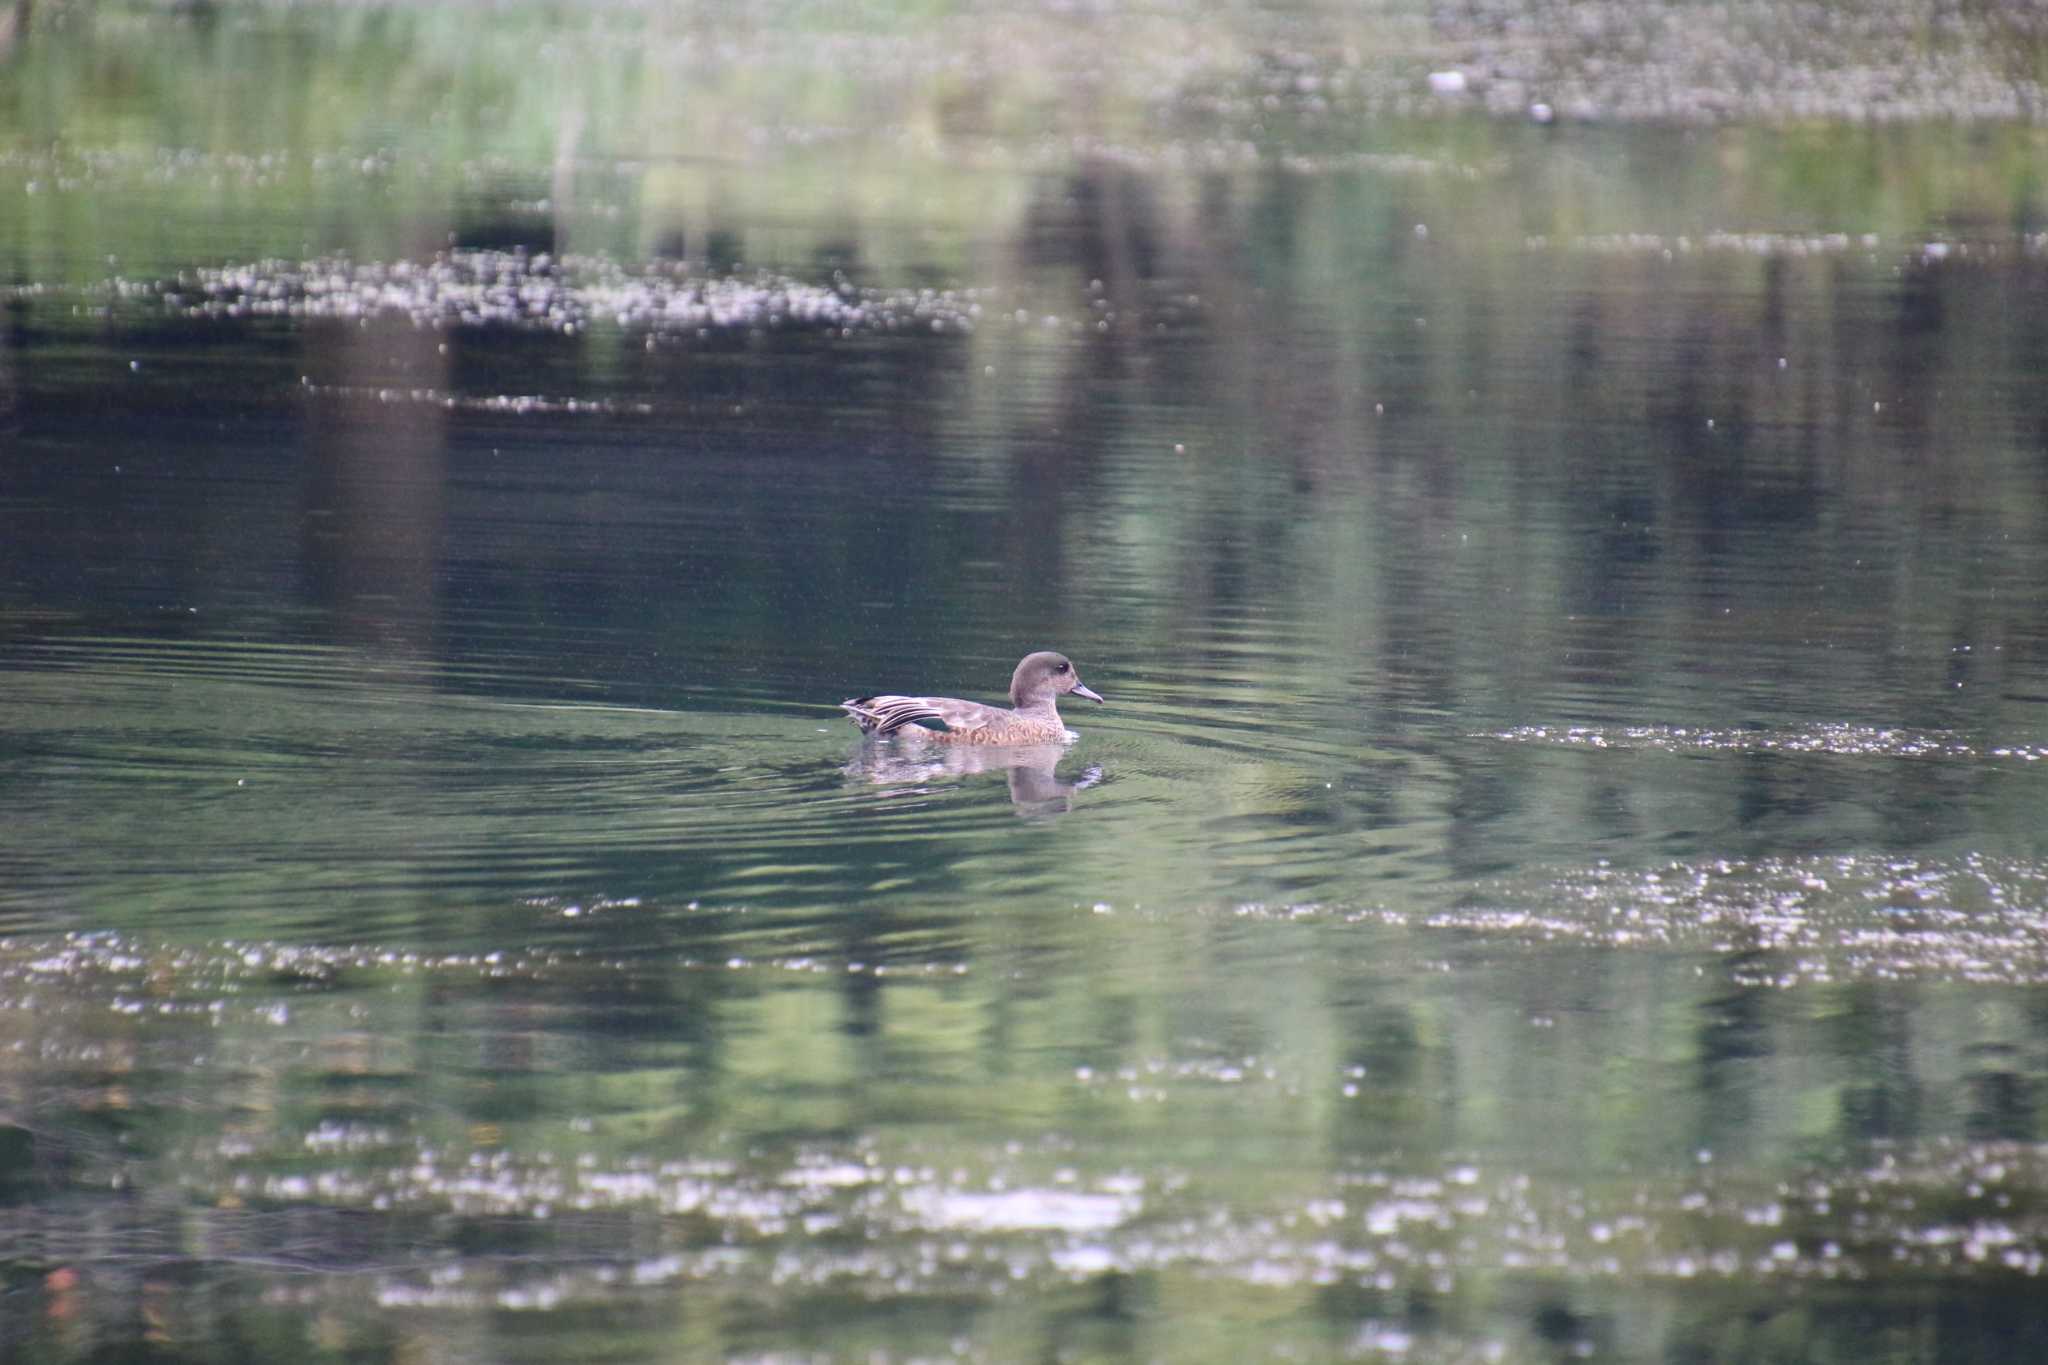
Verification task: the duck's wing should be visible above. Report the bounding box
[841,694,942,735]
[841,694,1008,737]
[924,697,1015,733]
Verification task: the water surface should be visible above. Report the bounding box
[6,4,2048,1363]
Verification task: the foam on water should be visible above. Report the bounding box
[158,251,992,339]
[1488,724,2046,760]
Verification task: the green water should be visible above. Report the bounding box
[5,4,2048,1363]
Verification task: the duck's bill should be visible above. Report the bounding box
[1072,683,1105,704]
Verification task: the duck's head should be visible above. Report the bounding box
[1011,651,1104,708]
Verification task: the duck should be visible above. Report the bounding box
[841,651,1104,744]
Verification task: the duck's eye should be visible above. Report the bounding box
[1055,661,1069,672]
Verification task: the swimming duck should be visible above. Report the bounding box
[841,651,1104,744]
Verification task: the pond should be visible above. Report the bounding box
[5,4,2048,1362]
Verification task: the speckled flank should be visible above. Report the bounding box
[928,718,1072,745]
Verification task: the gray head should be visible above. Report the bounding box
[1009,651,1105,709]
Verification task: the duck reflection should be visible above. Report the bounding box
[845,739,1103,816]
